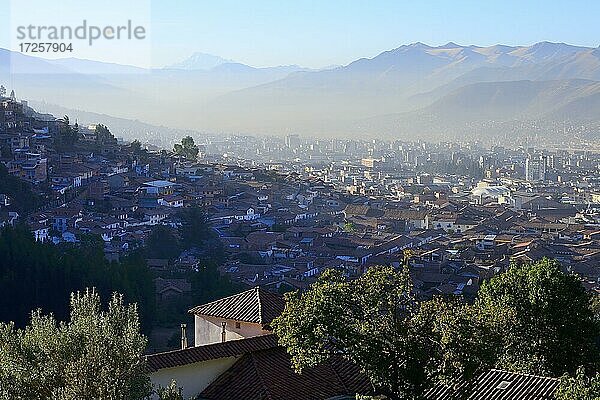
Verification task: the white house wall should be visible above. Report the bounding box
[150,356,237,399]
[194,315,269,346]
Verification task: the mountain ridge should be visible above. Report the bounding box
[166,52,235,70]
[2,41,599,137]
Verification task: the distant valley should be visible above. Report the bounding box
[2,42,600,139]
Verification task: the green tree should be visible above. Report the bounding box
[0,163,42,214]
[273,266,445,400]
[416,297,495,386]
[187,258,238,305]
[273,259,600,399]
[475,259,599,376]
[556,368,600,400]
[94,124,117,150]
[343,222,355,233]
[0,225,155,332]
[177,206,213,250]
[173,136,199,161]
[592,294,600,326]
[55,116,79,150]
[146,225,181,260]
[0,289,151,400]
[130,139,143,154]
[156,379,184,400]
[129,139,149,163]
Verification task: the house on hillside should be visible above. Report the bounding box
[148,287,371,399]
[189,287,284,346]
[0,211,18,227]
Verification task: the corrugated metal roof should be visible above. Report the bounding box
[147,334,278,372]
[426,369,560,400]
[188,287,285,325]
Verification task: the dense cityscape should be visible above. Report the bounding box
[1,89,599,398]
[1,2,600,397]
[4,95,600,294]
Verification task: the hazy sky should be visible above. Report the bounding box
[1,0,599,68]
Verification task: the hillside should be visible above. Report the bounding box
[2,42,600,137]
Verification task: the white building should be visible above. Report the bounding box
[148,287,284,398]
[147,287,368,399]
[525,156,547,182]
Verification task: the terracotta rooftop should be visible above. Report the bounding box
[188,287,285,325]
[200,346,371,400]
[147,334,278,372]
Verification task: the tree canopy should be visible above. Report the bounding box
[476,258,599,376]
[177,206,213,250]
[54,116,80,150]
[273,259,600,399]
[146,224,181,260]
[274,266,441,399]
[156,380,185,400]
[0,225,155,331]
[0,289,151,400]
[556,368,600,400]
[94,124,117,150]
[0,163,42,214]
[173,136,199,161]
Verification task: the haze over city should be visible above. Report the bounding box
[0,2,599,400]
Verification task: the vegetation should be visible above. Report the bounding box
[173,136,199,161]
[177,206,213,249]
[156,380,185,400]
[0,204,236,352]
[129,139,146,156]
[343,221,356,232]
[274,266,440,399]
[54,115,80,151]
[420,159,483,179]
[151,207,236,324]
[0,289,151,400]
[143,205,227,268]
[146,224,181,260]
[178,206,235,301]
[94,124,117,150]
[475,258,599,376]
[557,368,600,400]
[0,225,155,331]
[0,163,43,214]
[273,259,600,399]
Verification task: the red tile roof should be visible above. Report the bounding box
[188,287,285,325]
[200,347,371,400]
[146,334,278,372]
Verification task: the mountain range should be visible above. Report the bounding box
[2,42,600,140]
[166,52,236,70]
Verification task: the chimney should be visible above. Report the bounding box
[180,324,188,350]
[221,321,227,343]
